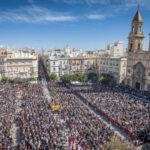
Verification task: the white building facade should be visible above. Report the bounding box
[47,57,70,77]
[46,55,98,78]
[0,48,38,80]
[106,41,126,57]
[98,41,127,83]
[99,57,127,83]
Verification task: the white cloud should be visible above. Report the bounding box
[53,0,150,10]
[87,14,105,20]
[85,0,110,4]
[53,0,110,5]
[42,15,76,21]
[0,6,77,23]
[0,0,149,24]
[28,0,34,3]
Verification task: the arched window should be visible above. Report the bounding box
[129,43,132,51]
[138,43,141,50]
[132,27,134,32]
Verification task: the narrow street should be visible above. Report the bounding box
[10,90,23,147]
[42,81,71,149]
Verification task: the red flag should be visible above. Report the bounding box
[72,144,74,150]
[4,144,6,150]
[82,142,86,150]
[69,138,71,147]
[76,142,78,150]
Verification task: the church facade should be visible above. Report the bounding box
[126,8,150,91]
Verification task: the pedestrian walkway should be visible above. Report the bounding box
[10,90,23,147]
[42,84,70,149]
[43,84,52,103]
[74,92,130,140]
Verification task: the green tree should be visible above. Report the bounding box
[87,72,98,82]
[28,76,36,81]
[68,72,87,82]
[61,74,71,83]
[1,76,10,84]
[49,73,58,81]
[79,73,87,82]
[98,73,116,85]
[75,72,86,82]
[70,74,78,81]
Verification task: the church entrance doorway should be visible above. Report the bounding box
[135,82,140,90]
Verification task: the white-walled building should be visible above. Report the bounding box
[47,57,70,77]
[99,57,127,83]
[0,48,38,80]
[44,43,126,83]
[108,41,126,57]
[98,41,127,83]
[105,41,126,57]
[48,45,81,58]
[46,54,98,77]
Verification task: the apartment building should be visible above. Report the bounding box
[0,48,38,80]
[99,57,127,83]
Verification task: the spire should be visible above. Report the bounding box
[132,6,142,23]
[128,6,144,52]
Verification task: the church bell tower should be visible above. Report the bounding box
[128,7,144,52]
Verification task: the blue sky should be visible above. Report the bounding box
[0,0,150,50]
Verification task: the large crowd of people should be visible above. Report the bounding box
[0,83,115,149]
[19,84,65,149]
[0,84,23,149]
[0,59,150,149]
[47,83,115,149]
[68,84,150,144]
[0,60,115,149]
